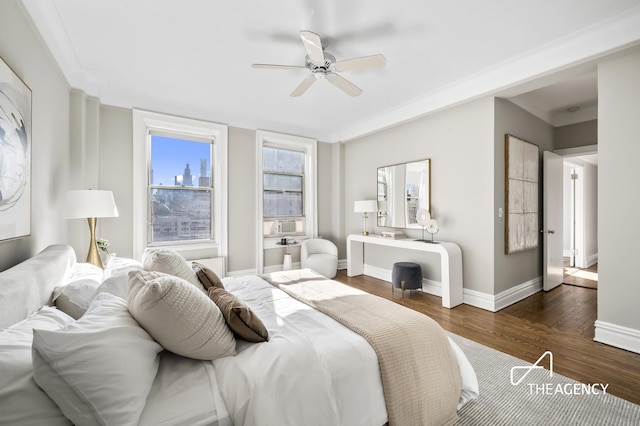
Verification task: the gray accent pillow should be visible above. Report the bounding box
[128,270,236,360]
[208,287,269,343]
[141,248,205,292]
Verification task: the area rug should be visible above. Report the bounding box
[450,333,640,425]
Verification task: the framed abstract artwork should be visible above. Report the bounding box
[0,57,32,241]
[505,134,539,254]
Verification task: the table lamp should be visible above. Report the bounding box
[354,200,377,236]
[65,190,119,268]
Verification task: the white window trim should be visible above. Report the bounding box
[256,130,317,273]
[132,109,228,261]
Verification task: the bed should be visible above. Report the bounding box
[0,244,478,426]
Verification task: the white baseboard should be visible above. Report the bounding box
[338,259,347,270]
[586,253,598,268]
[462,289,496,311]
[594,320,640,354]
[463,277,542,312]
[495,277,542,311]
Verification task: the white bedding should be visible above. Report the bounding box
[215,274,387,426]
[140,351,232,426]
[0,247,478,426]
[215,274,479,426]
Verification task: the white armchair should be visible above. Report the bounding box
[300,239,338,278]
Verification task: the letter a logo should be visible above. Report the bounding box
[510,351,553,385]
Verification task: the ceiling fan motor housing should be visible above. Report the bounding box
[307,53,336,76]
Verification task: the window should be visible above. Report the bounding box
[149,134,213,243]
[133,110,228,260]
[263,146,304,218]
[256,130,317,272]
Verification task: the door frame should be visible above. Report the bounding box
[553,145,598,268]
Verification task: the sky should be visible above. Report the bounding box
[150,135,211,186]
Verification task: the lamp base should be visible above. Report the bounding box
[86,217,104,269]
[362,231,369,236]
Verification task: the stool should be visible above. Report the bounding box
[392,262,422,300]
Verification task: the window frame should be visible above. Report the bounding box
[256,130,317,273]
[263,146,306,221]
[133,110,228,261]
[148,132,214,245]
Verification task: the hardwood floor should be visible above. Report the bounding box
[333,271,640,405]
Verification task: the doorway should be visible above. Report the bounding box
[562,153,598,289]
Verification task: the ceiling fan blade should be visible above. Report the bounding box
[299,30,325,64]
[326,73,363,97]
[333,54,386,72]
[252,63,307,71]
[290,75,316,97]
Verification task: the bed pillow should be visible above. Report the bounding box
[103,256,143,279]
[128,270,236,360]
[0,307,73,426]
[142,248,205,292]
[94,272,130,300]
[208,287,269,343]
[32,293,162,426]
[53,278,102,319]
[193,262,225,290]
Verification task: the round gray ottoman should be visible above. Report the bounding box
[392,262,422,299]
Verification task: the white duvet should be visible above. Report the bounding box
[215,275,479,426]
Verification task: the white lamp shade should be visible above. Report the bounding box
[354,200,378,213]
[65,190,119,219]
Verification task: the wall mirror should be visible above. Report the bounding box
[377,159,430,229]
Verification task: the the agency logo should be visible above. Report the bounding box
[510,350,553,385]
[510,351,609,396]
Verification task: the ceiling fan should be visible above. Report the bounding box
[251,30,386,97]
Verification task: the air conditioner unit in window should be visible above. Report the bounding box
[278,220,297,234]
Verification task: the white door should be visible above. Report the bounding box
[543,151,564,291]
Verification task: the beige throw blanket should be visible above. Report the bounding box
[261,269,461,426]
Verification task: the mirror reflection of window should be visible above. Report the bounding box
[377,159,430,229]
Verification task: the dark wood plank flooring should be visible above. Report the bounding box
[334,271,640,405]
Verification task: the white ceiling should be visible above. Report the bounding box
[20,0,640,142]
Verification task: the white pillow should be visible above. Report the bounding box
[128,270,236,360]
[32,292,163,426]
[103,256,143,279]
[53,278,102,319]
[0,307,73,426]
[94,272,130,300]
[142,248,205,292]
[66,262,103,283]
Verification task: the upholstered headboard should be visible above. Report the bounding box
[0,244,76,328]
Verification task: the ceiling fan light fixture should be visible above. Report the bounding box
[252,30,385,97]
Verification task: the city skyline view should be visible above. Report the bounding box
[150,135,211,186]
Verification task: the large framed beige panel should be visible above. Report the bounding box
[505,134,539,254]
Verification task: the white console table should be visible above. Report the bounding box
[346,234,463,308]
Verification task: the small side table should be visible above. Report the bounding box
[276,240,296,271]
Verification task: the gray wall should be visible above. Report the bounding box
[0,1,71,271]
[227,126,257,272]
[555,120,597,150]
[342,97,496,293]
[493,99,554,294]
[99,106,134,259]
[598,49,640,331]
